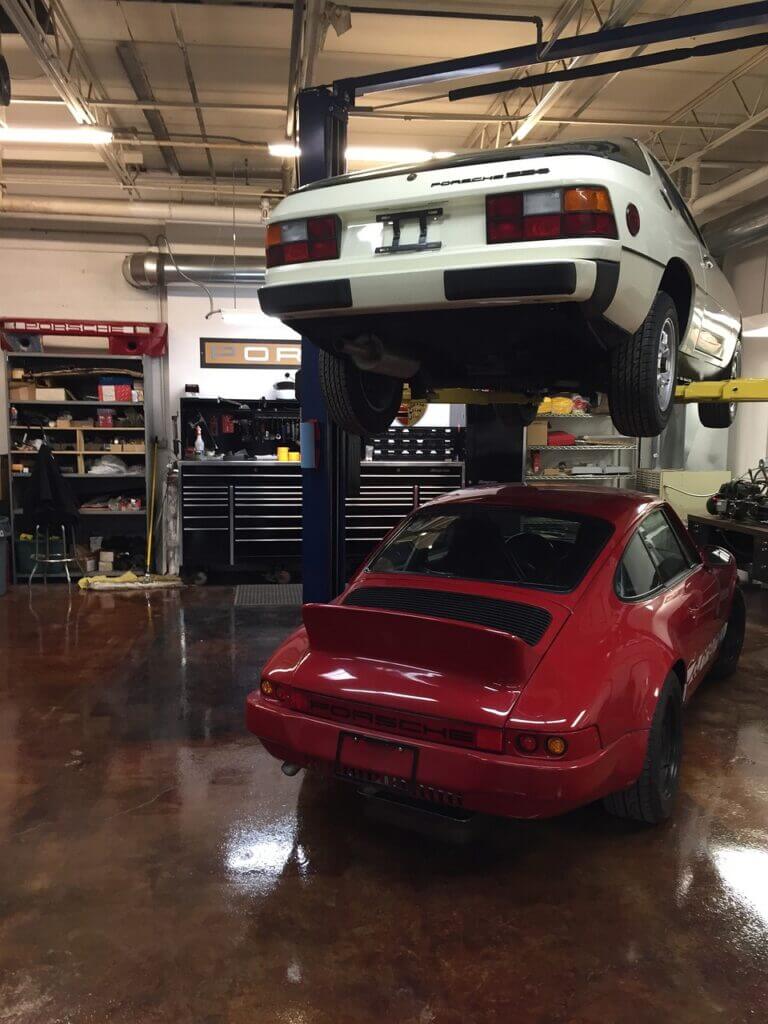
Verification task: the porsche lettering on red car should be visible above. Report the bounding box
[246,486,745,825]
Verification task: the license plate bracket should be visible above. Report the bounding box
[335,731,418,781]
[375,206,443,255]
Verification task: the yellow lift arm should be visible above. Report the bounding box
[410,379,768,407]
[674,378,768,404]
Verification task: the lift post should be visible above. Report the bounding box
[297,88,353,603]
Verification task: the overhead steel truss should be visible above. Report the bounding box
[0,0,137,192]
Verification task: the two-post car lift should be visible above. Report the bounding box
[296,2,768,603]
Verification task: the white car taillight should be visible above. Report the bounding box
[486,186,618,244]
[266,215,341,268]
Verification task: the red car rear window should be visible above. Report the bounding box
[368,505,614,593]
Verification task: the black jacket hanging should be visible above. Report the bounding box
[23,443,80,528]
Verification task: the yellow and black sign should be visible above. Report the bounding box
[200,338,301,369]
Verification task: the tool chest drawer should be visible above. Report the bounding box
[180,460,464,570]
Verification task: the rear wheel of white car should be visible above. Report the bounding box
[698,338,742,429]
[603,672,683,826]
[609,290,679,437]
[319,349,402,435]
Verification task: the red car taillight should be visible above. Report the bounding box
[503,726,602,760]
[486,186,618,244]
[260,679,309,711]
[266,215,340,268]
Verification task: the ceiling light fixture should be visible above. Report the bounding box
[0,126,114,145]
[268,142,456,163]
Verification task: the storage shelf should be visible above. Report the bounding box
[12,450,145,456]
[10,424,145,431]
[10,399,142,406]
[8,352,142,362]
[13,473,145,480]
[528,444,636,452]
[527,473,629,482]
[535,412,595,420]
[79,509,146,516]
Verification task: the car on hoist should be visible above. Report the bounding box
[246,485,745,825]
[258,138,742,438]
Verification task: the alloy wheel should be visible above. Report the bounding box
[657,316,678,412]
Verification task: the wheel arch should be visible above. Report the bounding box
[659,258,694,342]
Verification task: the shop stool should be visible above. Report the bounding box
[28,524,82,588]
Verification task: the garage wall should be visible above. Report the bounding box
[0,235,162,455]
[723,242,768,476]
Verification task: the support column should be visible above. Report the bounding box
[297,87,351,602]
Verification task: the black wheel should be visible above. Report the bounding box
[494,402,538,427]
[319,349,402,435]
[609,290,679,437]
[709,587,746,680]
[603,672,683,825]
[698,338,742,428]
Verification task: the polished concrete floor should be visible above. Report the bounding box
[0,584,767,1024]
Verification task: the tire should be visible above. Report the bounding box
[319,349,403,435]
[603,672,683,825]
[494,402,538,427]
[609,290,679,437]
[709,586,746,680]
[698,338,742,429]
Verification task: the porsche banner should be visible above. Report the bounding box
[200,338,301,369]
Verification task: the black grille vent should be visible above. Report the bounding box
[343,586,552,646]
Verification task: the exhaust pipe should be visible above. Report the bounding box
[343,333,420,379]
[281,762,302,777]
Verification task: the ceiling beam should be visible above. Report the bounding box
[116,42,182,176]
[507,0,644,143]
[669,103,768,173]
[170,5,216,181]
[0,0,137,192]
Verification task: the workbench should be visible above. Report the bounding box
[687,513,768,585]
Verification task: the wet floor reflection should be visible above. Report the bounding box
[0,585,767,1023]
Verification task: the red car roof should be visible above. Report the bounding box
[429,484,660,531]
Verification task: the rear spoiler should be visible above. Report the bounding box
[302,603,526,686]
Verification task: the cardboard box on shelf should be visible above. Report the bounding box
[99,550,115,566]
[122,442,145,453]
[108,443,123,453]
[9,384,36,401]
[35,388,67,401]
[526,421,549,446]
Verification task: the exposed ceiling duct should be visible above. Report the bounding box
[123,251,265,288]
[704,196,768,255]
[0,192,269,226]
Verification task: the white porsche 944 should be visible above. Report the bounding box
[258,138,741,438]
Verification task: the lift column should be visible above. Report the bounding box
[296,87,354,603]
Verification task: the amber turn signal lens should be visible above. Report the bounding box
[268,224,286,245]
[260,679,274,697]
[546,736,567,757]
[563,187,612,213]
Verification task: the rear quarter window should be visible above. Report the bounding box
[616,532,662,600]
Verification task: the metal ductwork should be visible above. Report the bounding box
[704,198,768,257]
[123,252,266,288]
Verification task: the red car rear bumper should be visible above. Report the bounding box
[246,693,648,820]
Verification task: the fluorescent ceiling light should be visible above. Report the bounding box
[217,308,263,326]
[347,146,455,163]
[0,126,113,145]
[268,143,456,163]
[269,143,301,158]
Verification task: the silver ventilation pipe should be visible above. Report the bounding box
[123,252,266,288]
[704,199,768,257]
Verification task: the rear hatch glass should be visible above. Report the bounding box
[299,138,649,193]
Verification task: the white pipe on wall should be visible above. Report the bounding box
[0,193,267,226]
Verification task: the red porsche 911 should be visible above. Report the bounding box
[246,486,745,825]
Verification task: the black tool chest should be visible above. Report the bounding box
[180,456,464,575]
